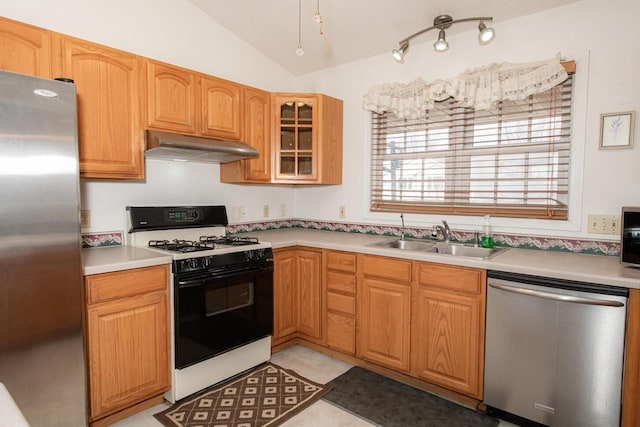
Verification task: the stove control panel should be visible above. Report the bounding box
[128,205,228,232]
[174,248,273,275]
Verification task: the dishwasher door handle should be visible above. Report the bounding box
[489,283,625,307]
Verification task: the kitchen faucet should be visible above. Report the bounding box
[434,220,453,242]
[400,213,406,241]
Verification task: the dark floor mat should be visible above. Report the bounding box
[322,366,499,427]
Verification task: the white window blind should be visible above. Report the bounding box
[370,74,574,219]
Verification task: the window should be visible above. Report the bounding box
[370,74,574,220]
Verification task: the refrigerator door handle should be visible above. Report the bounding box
[488,283,625,307]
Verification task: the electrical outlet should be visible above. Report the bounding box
[339,206,346,219]
[263,205,270,218]
[587,214,619,235]
[235,206,245,220]
[280,204,287,217]
[80,209,90,228]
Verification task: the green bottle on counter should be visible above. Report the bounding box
[481,215,494,248]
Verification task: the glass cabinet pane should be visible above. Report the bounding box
[276,98,316,179]
[280,127,295,150]
[298,128,312,150]
[280,155,295,174]
[298,103,313,124]
[298,154,313,175]
[281,102,295,124]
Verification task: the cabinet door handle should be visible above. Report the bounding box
[489,283,625,307]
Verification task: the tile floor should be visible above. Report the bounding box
[112,345,517,426]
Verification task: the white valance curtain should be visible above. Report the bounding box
[363,57,569,118]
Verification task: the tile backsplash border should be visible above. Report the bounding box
[82,220,620,256]
[228,219,621,257]
[82,230,124,248]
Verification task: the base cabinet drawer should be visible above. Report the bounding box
[327,292,356,316]
[327,312,355,355]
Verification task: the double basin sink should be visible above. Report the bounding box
[367,238,508,260]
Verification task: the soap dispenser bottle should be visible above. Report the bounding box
[481,215,494,248]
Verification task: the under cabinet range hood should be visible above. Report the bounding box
[144,129,259,164]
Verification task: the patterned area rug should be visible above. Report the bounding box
[323,366,499,427]
[154,363,330,427]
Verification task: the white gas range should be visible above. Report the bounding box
[127,206,274,403]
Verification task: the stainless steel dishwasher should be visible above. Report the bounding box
[484,271,628,427]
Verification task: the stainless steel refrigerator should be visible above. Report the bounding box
[0,70,86,425]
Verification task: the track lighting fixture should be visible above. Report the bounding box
[478,22,495,45]
[295,0,304,56]
[433,29,449,52]
[313,0,322,24]
[392,14,495,63]
[391,40,409,63]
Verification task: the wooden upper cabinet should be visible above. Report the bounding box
[200,76,242,140]
[57,36,144,179]
[273,94,318,182]
[0,17,51,78]
[145,60,197,133]
[272,93,342,184]
[222,92,342,185]
[220,86,271,182]
[145,60,243,141]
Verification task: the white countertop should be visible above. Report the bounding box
[246,229,640,290]
[80,229,640,289]
[82,246,172,276]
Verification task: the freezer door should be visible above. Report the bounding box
[484,278,626,427]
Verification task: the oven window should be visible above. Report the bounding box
[205,282,253,316]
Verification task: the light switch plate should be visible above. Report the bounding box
[587,214,619,234]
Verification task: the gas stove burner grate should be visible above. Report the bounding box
[199,235,260,246]
[148,239,215,253]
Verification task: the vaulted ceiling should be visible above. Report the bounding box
[188,0,581,76]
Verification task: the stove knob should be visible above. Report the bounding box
[202,257,212,268]
[189,258,199,269]
[246,251,254,261]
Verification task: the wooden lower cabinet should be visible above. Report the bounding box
[85,265,170,424]
[622,289,640,427]
[325,250,358,355]
[358,255,412,373]
[411,262,486,399]
[273,250,298,340]
[297,250,322,340]
[273,248,322,345]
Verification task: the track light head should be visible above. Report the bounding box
[392,40,410,63]
[392,15,493,62]
[478,22,496,45]
[433,29,449,52]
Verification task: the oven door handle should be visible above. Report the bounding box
[177,278,205,289]
[176,262,274,288]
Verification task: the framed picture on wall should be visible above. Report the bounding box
[599,111,635,149]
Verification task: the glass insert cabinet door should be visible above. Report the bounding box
[275,96,317,180]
